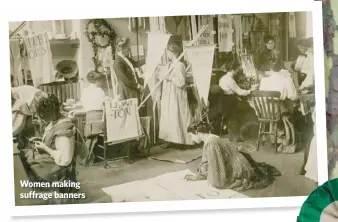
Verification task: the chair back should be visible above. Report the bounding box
[251,90,281,122]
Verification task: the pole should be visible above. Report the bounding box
[138,25,208,109]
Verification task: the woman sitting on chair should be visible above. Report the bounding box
[21,94,76,182]
[184,120,281,191]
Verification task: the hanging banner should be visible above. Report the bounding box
[218,15,233,52]
[10,39,23,86]
[22,32,54,87]
[185,45,215,103]
[197,15,214,45]
[144,32,171,87]
[105,98,142,143]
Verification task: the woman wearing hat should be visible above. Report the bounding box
[113,37,145,101]
[157,43,193,147]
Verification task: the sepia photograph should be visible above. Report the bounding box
[9,7,325,215]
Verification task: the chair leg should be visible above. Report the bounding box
[257,122,262,151]
[127,141,132,164]
[103,143,108,169]
[274,123,278,154]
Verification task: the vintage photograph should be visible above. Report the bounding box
[10,12,317,207]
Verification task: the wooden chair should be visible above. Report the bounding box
[251,91,281,153]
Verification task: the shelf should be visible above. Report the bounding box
[49,39,80,46]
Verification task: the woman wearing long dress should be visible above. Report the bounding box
[304,109,317,182]
[184,120,281,190]
[158,43,193,146]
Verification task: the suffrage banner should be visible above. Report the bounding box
[185,45,215,103]
[218,15,233,52]
[197,15,214,45]
[105,98,142,143]
[144,32,171,87]
[22,32,54,87]
[143,32,170,109]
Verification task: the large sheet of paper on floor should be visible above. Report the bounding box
[102,169,248,202]
[148,148,202,164]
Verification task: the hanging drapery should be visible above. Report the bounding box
[234,15,243,54]
[197,15,214,45]
[22,32,54,87]
[289,12,297,38]
[128,17,150,31]
[10,39,23,86]
[218,14,233,52]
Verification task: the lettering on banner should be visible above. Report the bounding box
[108,100,133,119]
[25,34,48,59]
[198,15,214,45]
[218,15,233,52]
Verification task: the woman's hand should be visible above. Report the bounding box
[34,141,48,151]
[184,174,205,181]
[29,137,42,142]
[250,84,259,90]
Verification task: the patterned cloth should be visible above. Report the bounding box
[323,2,336,56]
[197,135,281,191]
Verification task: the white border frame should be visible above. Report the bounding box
[5,1,327,217]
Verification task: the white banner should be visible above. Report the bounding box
[144,33,171,87]
[105,98,142,143]
[185,45,215,103]
[22,32,54,87]
[218,15,233,52]
[197,15,214,45]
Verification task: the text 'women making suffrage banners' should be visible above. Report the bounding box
[104,98,142,143]
[22,32,54,87]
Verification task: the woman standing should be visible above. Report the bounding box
[158,43,193,146]
[256,35,279,72]
[218,59,258,141]
[184,120,281,190]
[113,37,145,101]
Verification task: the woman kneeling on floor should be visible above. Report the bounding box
[184,120,281,191]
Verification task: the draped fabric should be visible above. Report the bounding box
[197,135,281,190]
[10,39,23,86]
[22,33,54,87]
